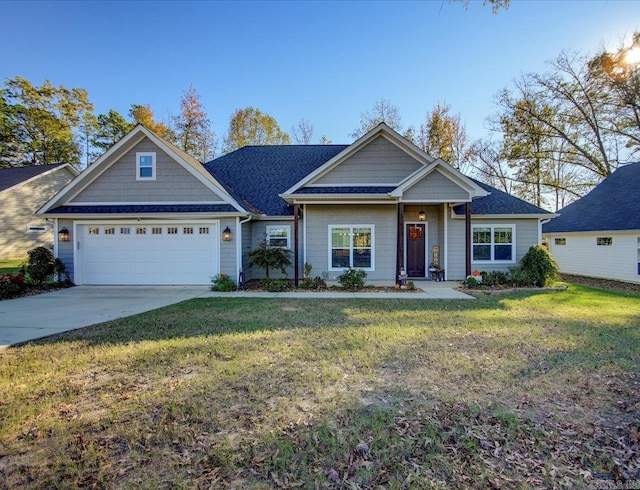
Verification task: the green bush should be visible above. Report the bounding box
[0,273,26,299]
[211,274,236,292]
[337,267,367,291]
[25,247,56,284]
[260,277,290,292]
[481,270,510,287]
[465,276,478,288]
[518,245,559,287]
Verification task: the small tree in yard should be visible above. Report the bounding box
[518,245,559,287]
[24,247,56,285]
[248,240,292,278]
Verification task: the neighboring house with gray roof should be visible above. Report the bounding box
[39,123,553,285]
[0,164,78,259]
[543,162,640,284]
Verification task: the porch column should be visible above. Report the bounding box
[465,202,471,276]
[396,202,404,284]
[294,203,299,287]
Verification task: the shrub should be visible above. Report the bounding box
[260,277,290,292]
[465,276,478,288]
[303,262,312,279]
[0,273,26,299]
[337,267,367,291]
[481,270,510,287]
[518,245,559,287]
[311,274,327,290]
[211,274,236,292]
[25,247,56,284]
[248,240,292,278]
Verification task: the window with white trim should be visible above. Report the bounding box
[136,152,156,180]
[329,225,374,270]
[266,225,290,248]
[472,225,515,262]
[554,238,566,246]
[105,227,115,235]
[597,237,612,246]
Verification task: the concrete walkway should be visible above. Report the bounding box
[0,282,472,348]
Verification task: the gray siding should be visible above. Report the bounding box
[447,215,541,279]
[314,136,422,185]
[241,220,252,279]
[0,167,75,259]
[304,204,396,282]
[219,218,237,280]
[71,138,225,203]
[58,218,75,281]
[403,169,469,201]
[246,220,296,279]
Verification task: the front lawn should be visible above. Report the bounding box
[0,285,638,488]
[0,258,24,275]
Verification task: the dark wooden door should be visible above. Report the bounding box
[406,224,426,277]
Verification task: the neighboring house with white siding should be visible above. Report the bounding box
[0,164,78,259]
[543,162,640,284]
[38,123,553,285]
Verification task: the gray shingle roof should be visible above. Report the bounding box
[205,145,348,215]
[0,164,65,192]
[49,204,237,214]
[454,179,554,216]
[542,162,640,233]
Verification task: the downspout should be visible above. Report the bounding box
[237,215,252,284]
[465,202,471,277]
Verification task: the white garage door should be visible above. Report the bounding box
[76,222,218,285]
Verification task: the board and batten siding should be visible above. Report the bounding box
[71,138,225,203]
[447,216,541,279]
[0,167,75,258]
[304,204,396,282]
[57,218,75,281]
[547,231,640,284]
[313,136,422,185]
[218,218,238,280]
[403,170,469,201]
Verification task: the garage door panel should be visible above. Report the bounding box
[77,223,218,285]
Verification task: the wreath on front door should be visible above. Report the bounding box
[409,226,422,241]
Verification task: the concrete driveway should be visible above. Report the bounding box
[0,286,211,348]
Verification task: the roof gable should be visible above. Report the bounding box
[0,164,77,194]
[543,162,640,233]
[39,125,245,214]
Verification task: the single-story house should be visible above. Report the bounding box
[38,123,553,285]
[0,164,78,259]
[543,162,640,284]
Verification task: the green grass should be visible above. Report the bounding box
[0,258,24,275]
[0,284,639,488]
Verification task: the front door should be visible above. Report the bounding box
[406,223,426,277]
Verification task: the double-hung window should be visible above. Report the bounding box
[266,226,290,248]
[329,225,374,270]
[472,225,515,263]
[136,152,156,180]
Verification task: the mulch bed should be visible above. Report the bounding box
[560,274,640,294]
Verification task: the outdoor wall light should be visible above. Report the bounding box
[222,226,232,241]
[418,210,426,221]
[58,227,70,242]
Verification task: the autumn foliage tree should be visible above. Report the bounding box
[172,84,216,161]
[223,107,290,153]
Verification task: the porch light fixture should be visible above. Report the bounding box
[222,226,232,241]
[418,210,426,221]
[58,227,70,242]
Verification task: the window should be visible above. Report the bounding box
[152,227,163,235]
[136,152,156,181]
[105,227,115,235]
[120,227,131,235]
[554,238,566,246]
[88,227,99,235]
[597,237,613,246]
[167,227,178,235]
[266,226,290,248]
[183,227,194,235]
[136,227,146,235]
[329,225,374,270]
[472,225,515,262]
[199,227,210,234]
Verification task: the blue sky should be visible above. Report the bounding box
[2,0,639,148]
